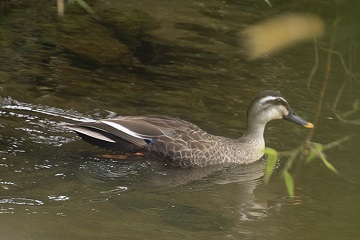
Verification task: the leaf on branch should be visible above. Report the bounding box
[305,143,322,164]
[283,170,294,199]
[318,151,338,173]
[264,148,278,184]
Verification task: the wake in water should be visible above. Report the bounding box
[0,96,106,148]
[0,96,95,122]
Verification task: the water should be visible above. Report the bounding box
[0,1,359,239]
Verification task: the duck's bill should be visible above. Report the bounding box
[284,109,314,128]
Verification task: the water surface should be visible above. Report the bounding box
[0,1,359,239]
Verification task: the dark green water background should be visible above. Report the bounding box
[0,1,359,239]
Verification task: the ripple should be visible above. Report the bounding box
[100,186,128,194]
[47,195,70,201]
[0,181,16,190]
[0,197,44,206]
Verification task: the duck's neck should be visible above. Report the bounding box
[231,121,266,164]
[242,120,266,141]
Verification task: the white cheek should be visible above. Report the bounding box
[265,106,288,121]
[268,108,283,120]
[279,106,289,116]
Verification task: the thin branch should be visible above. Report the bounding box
[307,26,338,141]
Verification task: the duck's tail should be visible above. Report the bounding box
[62,118,162,152]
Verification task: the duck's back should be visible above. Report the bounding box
[124,116,221,167]
[132,116,264,167]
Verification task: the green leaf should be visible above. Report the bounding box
[318,151,338,173]
[264,148,278,184]
[283,170,294,199]
[304,143,322,164]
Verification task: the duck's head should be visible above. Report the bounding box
[247,90,314,128]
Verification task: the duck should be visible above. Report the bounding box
[64,90,313,167]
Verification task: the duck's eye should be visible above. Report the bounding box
[275,98,283,104]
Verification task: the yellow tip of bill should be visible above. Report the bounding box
[304,122,314,129]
